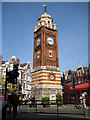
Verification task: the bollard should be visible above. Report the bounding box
[57,102,59,116]
[36,102,37,116]
[83,105,85,118]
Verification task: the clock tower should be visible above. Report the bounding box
[32,5,62,100]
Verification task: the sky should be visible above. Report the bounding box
[0,2,2,54]
[2,2,88,73]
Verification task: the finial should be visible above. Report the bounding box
[43,4,46,13]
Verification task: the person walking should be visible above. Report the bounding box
[11,91,19,119]
[80,94,83,104]
[8,94,12,114]
[79,93,83,109]
[82,92,87,109]
[2,95,8,120]
[31,96,35,107]
[18,95,22,113]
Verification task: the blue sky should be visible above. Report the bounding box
[2,2,88,73]
[0,2,2,54]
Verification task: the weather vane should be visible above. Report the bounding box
[43,4,46,13]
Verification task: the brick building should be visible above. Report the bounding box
[32,5,62,100]
[63,62,90,105]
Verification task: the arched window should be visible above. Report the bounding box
[48,21,50,27]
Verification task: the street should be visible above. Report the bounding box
[6,104,90,120]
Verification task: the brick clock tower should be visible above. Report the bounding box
[32,5,62,100]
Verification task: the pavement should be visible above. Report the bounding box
[5,104,90,120]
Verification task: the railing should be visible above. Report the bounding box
[20,100,86,118]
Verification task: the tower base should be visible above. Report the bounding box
[31,66,62,101]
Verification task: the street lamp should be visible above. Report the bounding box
[72,74,76,106]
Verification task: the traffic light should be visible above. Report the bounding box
[13,63,19,71]
[13,63,19,78]
[6,63,19,84]
[6,70,18,84]
[6,71,12,83]
[13,63,19,84]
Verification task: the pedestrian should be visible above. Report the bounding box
[1,94,8,120]
[11,91,19,119]
[25,97,27,104]
[8,94,12,114]
[18,95,22,113]
[80,94,83,104]
[32,96,35,107]
[82,92,87,109]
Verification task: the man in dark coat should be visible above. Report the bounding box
[8,94,12,114]
[32,96,35,107]
[2,96,8,120]
[11,91,19,119]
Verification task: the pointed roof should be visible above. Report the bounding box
[38,4,52,20]
[34,4,57,32]
[38,4,53,27]
[38,11,52,21]
[77,61,82,69]
[20,63,27,67]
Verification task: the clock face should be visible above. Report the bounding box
[50,74,54,80]
[47,37,54,45]
[36,38,40,46]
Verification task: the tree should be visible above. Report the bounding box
[42,96,50,107]
[0,76,17,94]
[0,76,5,89]
[7,83,17,93]
[56,94,63,105]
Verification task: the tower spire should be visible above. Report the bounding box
[43,4,46,13]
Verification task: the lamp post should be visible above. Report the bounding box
[72,74,76,106]
[5,68,8,101]
[62,72,65,104]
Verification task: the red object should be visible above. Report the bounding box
[64,80,90,105]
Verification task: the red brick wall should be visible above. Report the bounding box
[33,26,59,69]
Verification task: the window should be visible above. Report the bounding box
[23,83,25,89]
[86,76,89,82]
[37,56,40,58]
[75,79,77,84]
[78,79,81,84]
[49,51,52,58]
[27,73,30,80]
[89,69,90,74]
[37,51,40,59]
[87,69,89,74]
[81,78,83,83]
[83,78,86,82]
[88,76,90,81]
[48,21,50,23]
[24,74,26,80]
[48,21,50,27]
[82,78,84,82]
[10,64,13,68]
[76,79,78,84]
[81,71,82,76]
[77,72,79,76]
